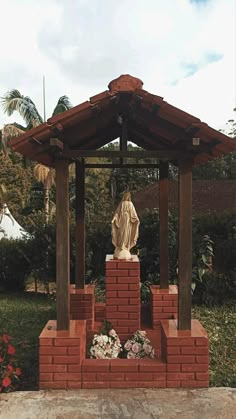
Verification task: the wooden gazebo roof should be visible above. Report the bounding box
[9,74,236,167]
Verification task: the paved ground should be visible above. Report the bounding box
[0,388,235,419]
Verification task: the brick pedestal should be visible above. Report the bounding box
[106,255,140,341]
[161,319,209,388]
[151,285,178,328]
[39,320,86,389]
[70,285,95,331]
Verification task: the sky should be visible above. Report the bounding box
[0,0,235,131]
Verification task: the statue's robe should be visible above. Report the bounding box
[112,200,140,259]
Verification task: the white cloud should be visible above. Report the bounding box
[0,0,235,130]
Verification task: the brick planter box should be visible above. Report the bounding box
[70,284,95,331]
[39,317,209,389]
[161,319,209,388]
[81,358,166,388]
[39,320,86,389]
[151,285,178,327]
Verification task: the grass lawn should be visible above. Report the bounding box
[0,291,235,390]
[0,292,56,390]
[192,305,236,387]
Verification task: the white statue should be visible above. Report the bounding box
[112,192,140,260]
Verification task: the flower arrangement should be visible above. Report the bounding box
[90,320,122,359]
[124,330,155,359]
[0,334,21,393]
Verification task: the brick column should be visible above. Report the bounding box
[161,319,209,388]
[95,303,106,322]
[70,284,95,331]
[151,285,178,328]
[39,320,86,389]
[106,255,140,342]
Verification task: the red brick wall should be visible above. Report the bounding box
[39,318,209,389]
[106,255,140,341]
[70,285,95,331]
[81,358,166,388]
[39,320,86,389]
[151,285,178,327]
[95,302,106,322]
[133,180,236,214]
[161,319,209,388]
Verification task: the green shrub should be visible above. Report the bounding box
[214,238,236,273]
[0,239,31,291]
[2,206,236,302]
[199,270,236,305]
[138,209,178,283]
[86,223,113,280]
[0,334,22,393]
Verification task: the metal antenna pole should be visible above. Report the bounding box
[43,75,46,122]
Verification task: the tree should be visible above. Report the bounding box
[33,164,55,224]
[1,90,72,221]
[0,151,33,218]
[193,110,236,180]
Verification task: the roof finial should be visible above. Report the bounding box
[108,74,143,92]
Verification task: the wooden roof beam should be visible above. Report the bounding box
[84,163,160,169]
[60,149,185,160]
[50,138,64,150]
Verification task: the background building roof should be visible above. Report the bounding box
[133,180,236,214]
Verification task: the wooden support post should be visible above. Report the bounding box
[75,161,85,289]
[159,161,169,289]
[55,159,70,330]
[178,159,192,330]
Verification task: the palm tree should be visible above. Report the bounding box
[33,164,55,224]
[1,90,72,221]
[0,183,7,212]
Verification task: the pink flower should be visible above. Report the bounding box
[15,368,22,376]
[109,329,117,337]
[7,365,13,373]
[132,343,141,354]
[0,357,3,363]
[3,334,9,344]
[124,341,132,351]
[139,331,147,338]
[2,376,11,387]
[7,345,15,355]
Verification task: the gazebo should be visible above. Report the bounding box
[9,75,236,389]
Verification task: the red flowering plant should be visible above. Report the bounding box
[0,334,21,393]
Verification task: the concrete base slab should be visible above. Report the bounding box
[0,388,235,419]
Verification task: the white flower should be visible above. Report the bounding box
[90,330,122,359]
[127,351,136,359]
[144,344,152,354]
